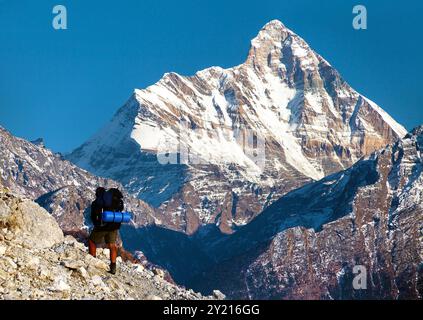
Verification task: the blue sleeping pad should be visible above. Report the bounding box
[102,211,132,223]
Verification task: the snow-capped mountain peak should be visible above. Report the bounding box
[248,19,325,73]
[68,20,407,234]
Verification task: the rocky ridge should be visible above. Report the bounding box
[191,126,423,299]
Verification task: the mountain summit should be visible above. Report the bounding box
[68,20,406,234]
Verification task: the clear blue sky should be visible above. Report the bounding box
[1,0,422,152]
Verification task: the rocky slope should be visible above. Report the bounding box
[68,20,406,234]
[0,185,218,300]
[189,126,423,299]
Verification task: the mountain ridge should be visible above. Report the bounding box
[0,125,159,234]
[190,125,423,298]
[68,19,407,234]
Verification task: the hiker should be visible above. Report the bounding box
[88,187,124,275]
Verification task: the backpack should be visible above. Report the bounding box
[103,188,124,212]
[90,188,124,229]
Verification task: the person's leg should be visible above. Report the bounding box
[88,239,97,257]
[108,244,117,274]
[109,243,117,264]
[106,230,118,274]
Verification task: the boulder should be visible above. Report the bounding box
[153,267,165,279]
[77,267,90,280]
[212,290,226,300]
[133,264,144,273]
[84,254,109,271]
[51,275,70,292]
[12,200,64,249]
[61,259,84,270]
[91,275,104,287]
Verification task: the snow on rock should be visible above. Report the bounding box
[67,19,406,235]
[195,127,423,299]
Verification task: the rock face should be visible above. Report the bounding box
[189,127,423,299]
[0,186,215,300]
[67,20,406,234]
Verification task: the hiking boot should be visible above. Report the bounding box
[110,262,117,275]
